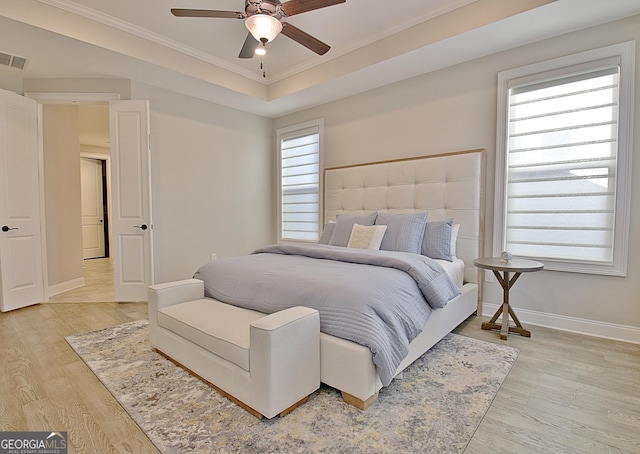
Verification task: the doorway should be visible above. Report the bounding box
[45,102,115,302]
[2,92,152,309]
[81,157,109,259]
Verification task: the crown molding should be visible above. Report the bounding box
[37,0,265,83]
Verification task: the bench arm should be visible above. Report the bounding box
[149,278,204,311]
[249,306,320,418]
[148,279,205,344]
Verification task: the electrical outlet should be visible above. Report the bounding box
[210,253,217,262]
[484,270,494,283]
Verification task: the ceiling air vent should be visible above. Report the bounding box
[0,52,28,70]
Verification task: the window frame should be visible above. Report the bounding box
[494,41,635,276]
[276,118,324,243]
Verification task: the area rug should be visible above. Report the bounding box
[66,320,518,454]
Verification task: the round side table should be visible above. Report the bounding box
[474,257,543,340]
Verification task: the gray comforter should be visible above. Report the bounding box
[194,243,461,386]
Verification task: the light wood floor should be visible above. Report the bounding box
[0,302,156,453]
[1,295,639,452]
[459,318,640,454]
[48,258,115,303]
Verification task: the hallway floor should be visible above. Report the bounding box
[48,257,115,303]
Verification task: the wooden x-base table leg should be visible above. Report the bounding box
[481,270,531,340]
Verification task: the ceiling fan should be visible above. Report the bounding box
[171,0,346,58]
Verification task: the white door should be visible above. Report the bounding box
[81,157,105,259]
[109,100,154,301]
[0,89,45,312]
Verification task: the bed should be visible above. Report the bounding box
[192,148,486,409]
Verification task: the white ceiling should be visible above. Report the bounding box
[1,0,640,117]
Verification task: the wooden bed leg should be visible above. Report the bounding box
[341,391,378,410]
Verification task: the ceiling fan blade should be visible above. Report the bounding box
[281,0,345,16]
[171,9,245,19]
[238,33,259,59]
[281,23,330,55]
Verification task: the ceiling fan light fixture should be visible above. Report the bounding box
[255,45,267,56]
[245,14,282,43]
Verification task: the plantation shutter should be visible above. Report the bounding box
[280,126,320,241]
[505,59,620,263]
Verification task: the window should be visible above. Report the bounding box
[494,42,634,276]
[277,119,323,242]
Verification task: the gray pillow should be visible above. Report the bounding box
[422,218,454,261]
[328,212,378,247]
[375,212,429,254]
[318,222,336,244]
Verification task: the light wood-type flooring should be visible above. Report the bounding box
[1,269,639,453]
[48,258,115,303]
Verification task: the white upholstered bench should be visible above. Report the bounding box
[148,278,320,419]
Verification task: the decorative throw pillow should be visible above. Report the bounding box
[318,221,336,244]
[347,224,387,250]
[375,212,429,254]
[328,212,378,247]
[422,218,454,261]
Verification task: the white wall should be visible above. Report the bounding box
[274,15,640,341]
[130,82,274,283]
[1,77,273,296]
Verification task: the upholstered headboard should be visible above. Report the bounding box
[324,149,485,285]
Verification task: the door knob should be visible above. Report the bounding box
[2,225,18,232]
[134,224,148,230]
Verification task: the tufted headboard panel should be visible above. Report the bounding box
[324,149,485,285]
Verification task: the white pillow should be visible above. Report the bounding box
[347,224,388,250]
[451,224,460,257]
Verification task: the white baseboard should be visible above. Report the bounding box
[48,277,85,297]
[482,302,640,345]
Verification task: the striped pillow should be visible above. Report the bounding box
[422,219,454,261]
